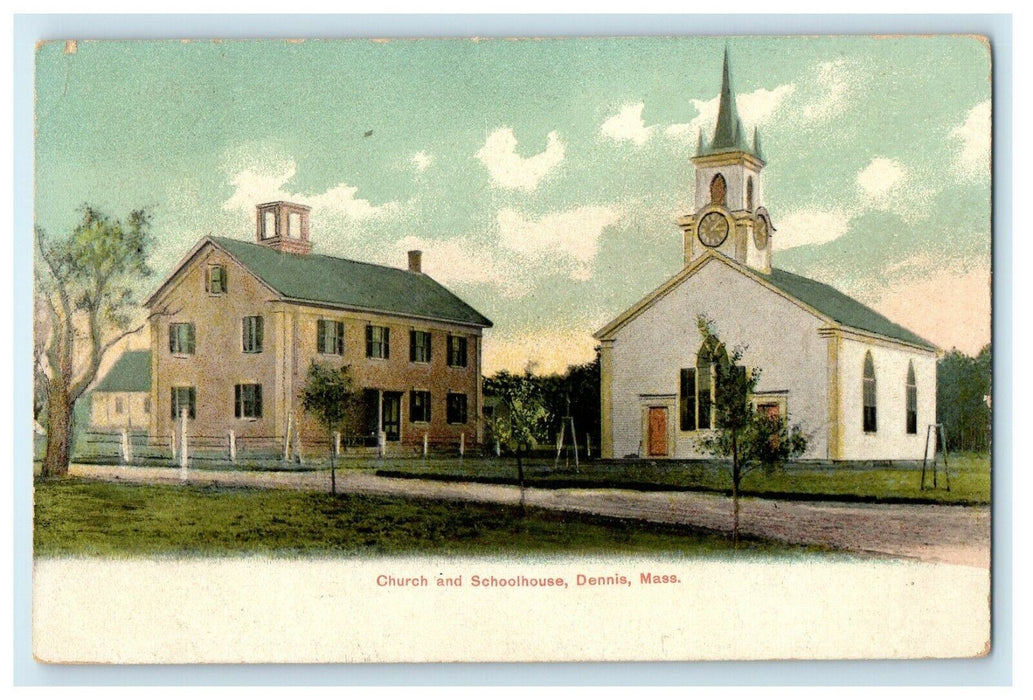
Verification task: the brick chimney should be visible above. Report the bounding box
[255,201,312,255]
[407,249,422,273]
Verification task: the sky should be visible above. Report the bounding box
[33,35,992,375]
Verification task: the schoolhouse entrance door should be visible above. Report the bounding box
[382,392,402,442]
[647,407,668,457]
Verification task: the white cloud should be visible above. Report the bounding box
[799,59,851,124]
[600,103,655,146]
[476,127,565,191]
[855,157,935,221]
[666,84,796,141]
[410,151,433,172]
[389,235,508,289]
[222,158,400,223]
[775,209,852,250]
[496,206,623,279]
[950,100,991,179]
[856,157,907,201]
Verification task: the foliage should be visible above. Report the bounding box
[300,361,360,494]
[35,205,155,477]
[937,345,991,452]
[533,352,602,446]
[483,371,551,454]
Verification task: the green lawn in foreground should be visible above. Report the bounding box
[33,478,811,558]
[373,452,990,505]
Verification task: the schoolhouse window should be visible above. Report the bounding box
[242,316,264,354]
[169,323,195,355]
[366,325,390,359]
[235,383,263,419]
[447,393,468,424]
[447,335,468,368]
[679,368,697,431]
[170,386,196,419]
[906,361,918,435]
[410,390,431,423]
[317,320,345,355]
[710,173,727,205]
[863,351,877,433]
[410,330,432,363]
[206,265,227,294]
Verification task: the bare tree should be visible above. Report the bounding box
[34,206,157,477]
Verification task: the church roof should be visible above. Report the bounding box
[758,268,935,350]
[203,237,492,328]
[697,48,765,162]
[93,350,151,393]
[594,253,936,351]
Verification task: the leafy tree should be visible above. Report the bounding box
[694,316,807,545]
[301,361,361,495]
[483,371,551,515]
[34,206,155,477]
[937,345,991,452]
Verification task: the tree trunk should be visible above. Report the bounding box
[42,386,73,478]
[329,433,337,496]
[731,430,740,548]
[516,445,527,517]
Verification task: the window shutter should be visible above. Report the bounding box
[366,325,373,357]
[188,387,196,419]
[336,322,344,355]
[169,326,176,353]
[383,327,390,359]
[410,331,416,362]
[222,268,227,294]
[188,324,195,354]
[235,384,241,418]
[255,384,262,417]
[204,268,210,293]
[256,317,264,351]
[316,320,325,354]
[426,333,432,363]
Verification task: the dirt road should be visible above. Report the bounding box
[66,463,991,568]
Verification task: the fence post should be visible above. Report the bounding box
[228,430,236,464]
[283,413,292,463]
[378,430,386,459]
[334,431,341,459]
[120,428,129,465]
[179,407,189,469]
[423,433,428,458]
[170,430,176,462]
[459,432,465,460]
[495,439,501,457]
[586,433,592,459]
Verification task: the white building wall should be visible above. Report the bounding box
[608,259,829,459]
[836,336,937,461]
[90,392,151,430]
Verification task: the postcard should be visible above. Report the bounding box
[31,34,992,663]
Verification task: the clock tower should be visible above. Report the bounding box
[678,49,774,274]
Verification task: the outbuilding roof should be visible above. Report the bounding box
[93,350,151,393]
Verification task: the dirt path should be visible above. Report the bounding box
[67,463,991,568]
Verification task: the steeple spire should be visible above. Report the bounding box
[695,48,763,162]
[711,47,742,151]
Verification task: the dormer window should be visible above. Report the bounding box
[255,202,312,254]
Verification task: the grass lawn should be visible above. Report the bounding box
[373,452,990,505]
[33,478,814,558]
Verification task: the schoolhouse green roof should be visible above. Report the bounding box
[761,267,935,350]
[209,237,492,328]
[94,350,151,393]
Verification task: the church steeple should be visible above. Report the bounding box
[681,48,773,274]
[696,48,764,162]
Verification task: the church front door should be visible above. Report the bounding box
[647,407,668,457]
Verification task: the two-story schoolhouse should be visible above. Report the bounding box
[144,201,492,455]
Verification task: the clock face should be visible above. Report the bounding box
[754,216,769,249]
[697,212,729,247]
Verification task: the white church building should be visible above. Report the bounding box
[594,52,938,462]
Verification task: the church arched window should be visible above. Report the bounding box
[863,351,877,433]
[709,174,727,206]
[906,361,918,434]
[746,177,754,211]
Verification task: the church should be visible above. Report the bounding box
[594,52,938,462]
